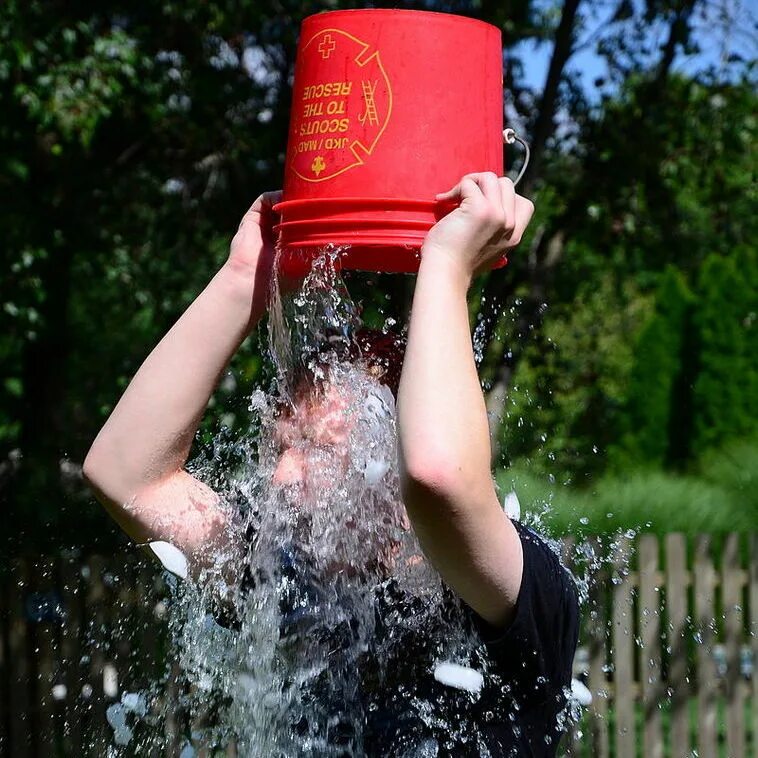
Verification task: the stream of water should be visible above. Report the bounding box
[104,250,593,756]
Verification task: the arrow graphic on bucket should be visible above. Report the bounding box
[291,28,393,182]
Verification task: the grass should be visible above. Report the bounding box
[495,437,758,538]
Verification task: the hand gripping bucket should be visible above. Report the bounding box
[275,9,506,275]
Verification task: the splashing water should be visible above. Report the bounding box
[99,250,644,756]
[115,250,504,756]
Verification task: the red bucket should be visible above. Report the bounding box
[275,9,504,275]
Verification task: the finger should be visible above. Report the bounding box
[499,178,517,237]
[250,190,283,215]
[474,172,503,210]
[435,174,485,202]
[505,195,535,248]
[239,190,283,230]
[434,183,460,201]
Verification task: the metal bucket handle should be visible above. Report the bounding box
[503,128,530,187]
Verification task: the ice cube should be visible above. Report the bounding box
[148,541,189,580]
[433,662,484,694]
[571,677,593,706]
[51,684,67,700]
[106,703,133,746]
[503,491,521,520]
[363,459,389,485]
[121,691,147,717]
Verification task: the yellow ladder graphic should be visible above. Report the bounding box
[358,80,379,126]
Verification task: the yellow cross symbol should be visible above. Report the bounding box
[318,34,336,59]
[311,155,326,176]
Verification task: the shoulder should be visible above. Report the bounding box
[515,521,578,606]
[465,521,580,695]
[476,521,578,639]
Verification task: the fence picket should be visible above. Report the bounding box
[0,568,8,756]
[722,533,744,758]
[694,535,717,758]
[665,533,689,757]
[612,536,635,758]
[588,537,610,758]
[32,557,60,755]
[560,536,580,757]
[84,555,109,755]
[750,534,758,758]
[639,534,663,758]
[60,553,84,755]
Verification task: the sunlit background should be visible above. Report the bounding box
[1,1,756,755]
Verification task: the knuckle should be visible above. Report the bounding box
[471,202,489,220]
[473,205,493,225]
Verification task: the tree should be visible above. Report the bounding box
[692,248,758,452]
[0,0,754,554]
[615,266,694,467]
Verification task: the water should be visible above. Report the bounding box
[108,250,501,755]
[97,250,636,756]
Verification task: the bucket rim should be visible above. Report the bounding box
[302,8,501,35]
[274,197,457,213]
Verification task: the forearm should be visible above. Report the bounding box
[397,253,493,498]
[395,173,531,625]
[84,260,266,509]
[397,250,523,625]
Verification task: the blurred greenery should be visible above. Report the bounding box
[498,436,758,539]
[1,0,756,557]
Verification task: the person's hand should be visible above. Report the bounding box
[226,190,282,284]
[225,190,304,314]
[422,173,534,282]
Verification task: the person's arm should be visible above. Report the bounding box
[83,192,281,566]
[397,173,534,628]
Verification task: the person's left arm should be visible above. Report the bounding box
[397,173,534,628]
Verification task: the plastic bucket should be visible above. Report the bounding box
[275,9,504,275]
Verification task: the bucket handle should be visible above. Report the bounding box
[503,128,530,188]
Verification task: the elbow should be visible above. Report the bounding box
[82,444,106,495]
[82,439,119,503]
[399,451,466,512]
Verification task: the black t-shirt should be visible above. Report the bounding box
[361,521,580,757]
[215,520,579,757]
[469,521,580,756]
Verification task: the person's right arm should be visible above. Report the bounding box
[83,192,281,566]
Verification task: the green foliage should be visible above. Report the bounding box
[498,436,758,538]
[500,274,651,478]
[14,27,145,148]
[699,436,758,518]
[614,266,694,467]
[692,248,758,452]
[501,75,757,480]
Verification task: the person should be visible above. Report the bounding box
[84,173,579,756]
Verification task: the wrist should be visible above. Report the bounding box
[221,255,262,289]
[216,259,268,329]
[419,244,473,293]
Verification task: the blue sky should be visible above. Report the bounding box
[513,0,756,97]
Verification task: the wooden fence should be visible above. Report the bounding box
[564,533,757,758]
[0,533,756,757]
